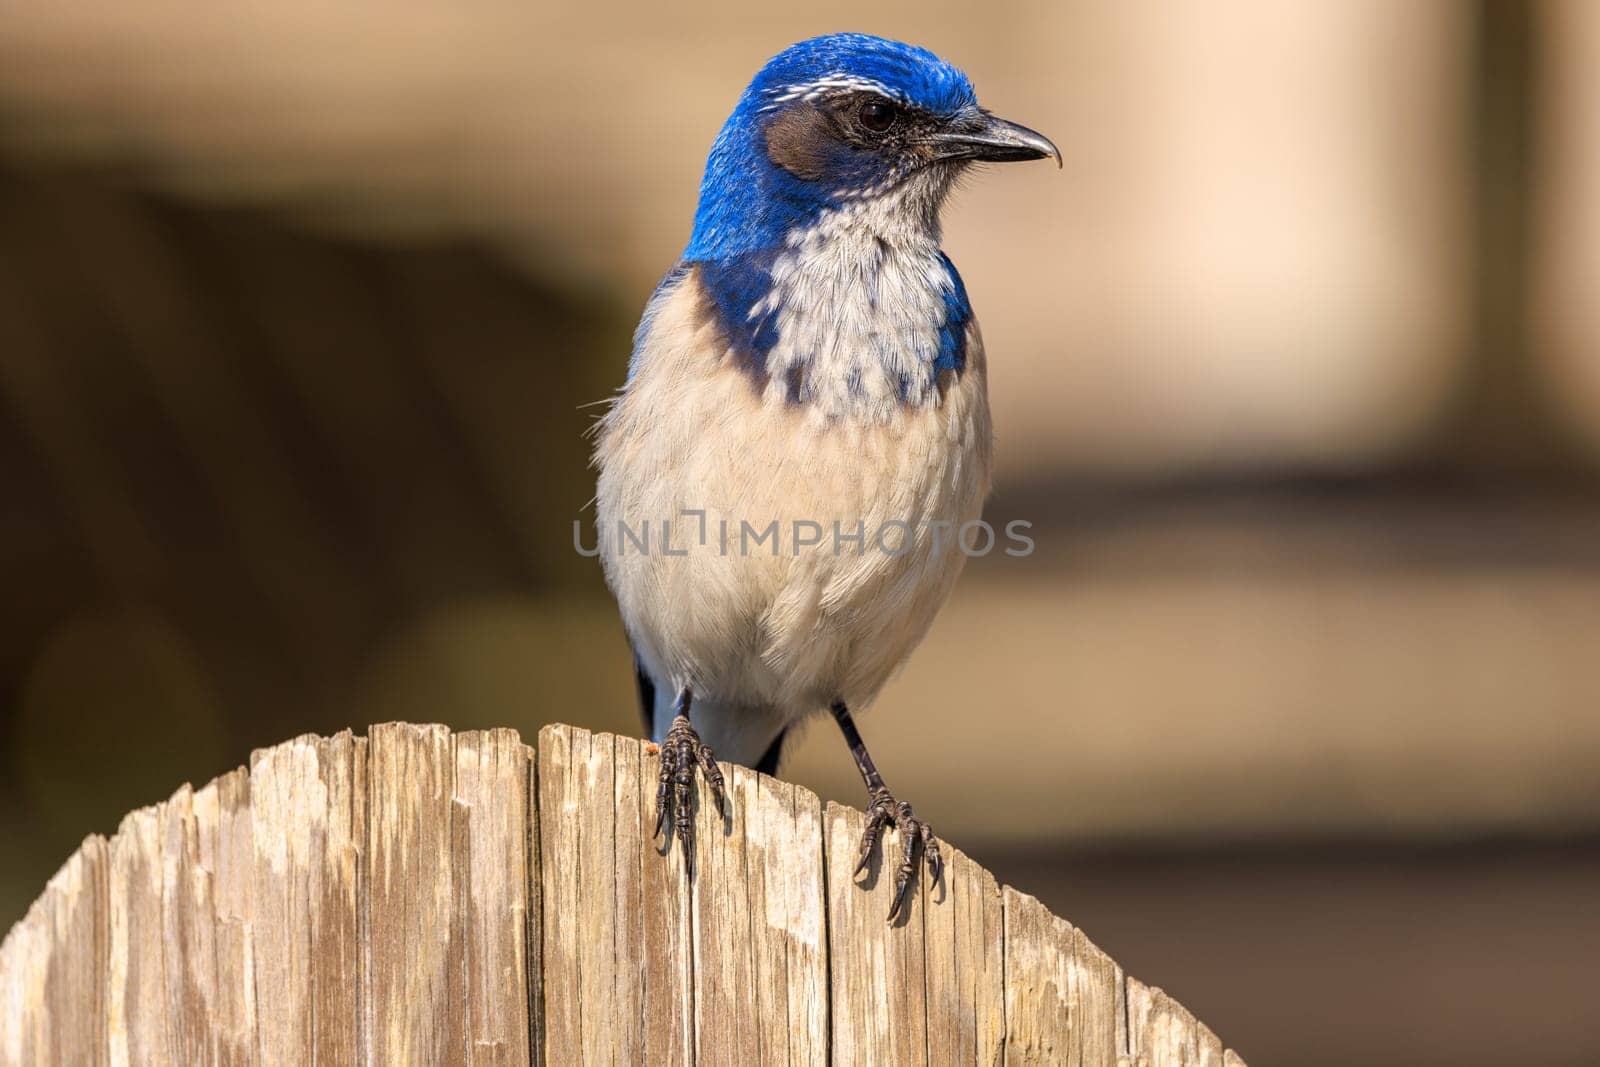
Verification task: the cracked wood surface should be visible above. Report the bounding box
[0,722,1246,1066]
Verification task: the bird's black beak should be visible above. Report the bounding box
[927,111,1061,168]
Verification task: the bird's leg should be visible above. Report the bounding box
[653,686,727,859]
[830,701,942,923]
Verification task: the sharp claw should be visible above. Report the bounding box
[652,713,729,857]
[853,812,885,876]
[922,825,943,885]
[852,790,940,922]
[654,753,673,839]
[696,747,728,817]
[887,861,914,923]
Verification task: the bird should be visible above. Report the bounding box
[593,32,1057,921]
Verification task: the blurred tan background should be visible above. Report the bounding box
[3,3,1599,1064]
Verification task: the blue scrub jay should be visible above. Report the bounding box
[594,32,1057,919]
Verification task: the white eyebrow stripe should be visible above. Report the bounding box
[763,74,908,111]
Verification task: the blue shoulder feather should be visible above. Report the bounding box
[934,251,972,375]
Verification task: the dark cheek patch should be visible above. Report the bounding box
[763,103,839,181]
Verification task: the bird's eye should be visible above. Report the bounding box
[858,99,897,133]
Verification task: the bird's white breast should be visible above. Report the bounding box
[594,258,992,763]
[752,195,957,420]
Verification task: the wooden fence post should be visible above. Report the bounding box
[1,722,1247,1066]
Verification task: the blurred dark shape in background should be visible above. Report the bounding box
[1,4,1598,1065]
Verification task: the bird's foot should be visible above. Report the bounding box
[854,786,943,923]
[653,713,727,858]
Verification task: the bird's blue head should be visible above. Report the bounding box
[683,33,1058,261]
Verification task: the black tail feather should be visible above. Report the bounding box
[636,654,786,776]
[633,655,656,737]
[753,730,787,777]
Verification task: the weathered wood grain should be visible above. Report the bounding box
[635,737,694,1067]
[1198,1022,1225,1067]
[536,723,607,1064]
[537,724,696,1067]
[1001,886,1074,1066]
[196,767,256,1066]
[922,841,1004,1065]
[524,733,544,1067]
[610,731,648,1063]
[691,763,826,1067]
[0,723,1248,1067]
[1127,978,1213,1067]
[748,772,827,1066]
[453,729,532,1066]
[825,810,1004,1066]
[0,835,107,1067]
[246,735,312,1067]
[158,785,214,1065]
[1072,925,1123,1067]
[108,804,171,1065]
[367,721,460,1065]
[690,760,758,1066]
[250,732,365,1064]
[825,800,928,1066]
[314,732,366,1067]
[1128,977,1152,1064]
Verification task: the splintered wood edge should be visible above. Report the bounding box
[0,723,1248,1067]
